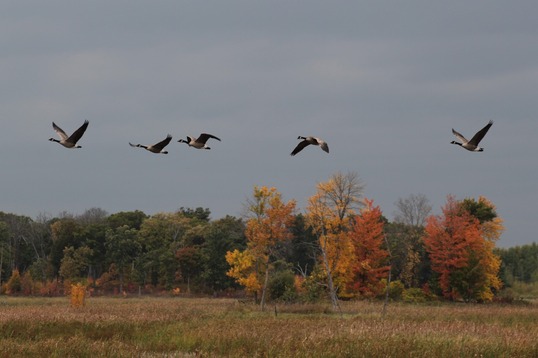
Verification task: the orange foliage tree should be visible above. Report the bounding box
[227,186,295,309]
[347,199,389,298]
[423,195,502,301]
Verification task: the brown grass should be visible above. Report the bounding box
[0,296,537,357]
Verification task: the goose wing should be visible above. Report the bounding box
[451,128,468,144]
[67,120,89,143]
[197,133,221,143]
[468,120,493,146]
[52,122,69,141]
[152,135,173,150]
[290,140,310,156]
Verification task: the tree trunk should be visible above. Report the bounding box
[320,237,340,313]
[0,249,3,286]
[382,264,392,317]
[260,261,270,311]
[382,234,392,317]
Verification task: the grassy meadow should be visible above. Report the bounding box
[1,296,537,357]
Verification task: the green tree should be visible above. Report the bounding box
[178,207,211,222]
[107,210,147,230]
[284,214,318,276]
[59,246,94,282]
[137,212,193,289]
[384,222,430,288]
[50,217,83,275]
[496,243,538,285]
[176,246,204,293]
[105,225,141,292]
[202,216,246,293]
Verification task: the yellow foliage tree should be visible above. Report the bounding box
[225,249,261,294]
[306,172,364,309]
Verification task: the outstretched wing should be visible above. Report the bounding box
[52,122,69,141]
[290,140,310,156]
[152,134,173,151]
[197,133,221,143]
[67,120,89,144]
[468,120,493,146]
[451,128,468,144]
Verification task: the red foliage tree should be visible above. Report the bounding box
[347,198,389,298]
[423,195,484,300]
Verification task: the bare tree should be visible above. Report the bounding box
[77,208,109,225]
[391,194,432,288]
[393,194,432,227]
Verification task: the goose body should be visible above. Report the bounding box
[451,121,493,152]
[291,136,329,156]
[178,133,221,149]
[49,120,89,148]
[129,135,172,154]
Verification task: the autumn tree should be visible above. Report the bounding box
[348,199,389,298]
[306,172,364,310]
[225,249,260,295]
[227,186,296,309]
[423,195,502,301]
[456,196,503,301]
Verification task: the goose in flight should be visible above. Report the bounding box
[49,120,89,148]
[129,135,173,154]
[451,121,493,152]
[291,136,329,156]
[178,133,221,149]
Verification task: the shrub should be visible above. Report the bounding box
[380,279,404,300]
[268,270,297,302]
[70,283,87,308]
[21,271,37,295]
[402,287,435,303]
[5,269,22,295]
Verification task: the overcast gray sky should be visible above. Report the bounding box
[1,1,537,247]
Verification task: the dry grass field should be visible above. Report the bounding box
[1,296,537,357]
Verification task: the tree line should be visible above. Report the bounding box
[1,172,536,304]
